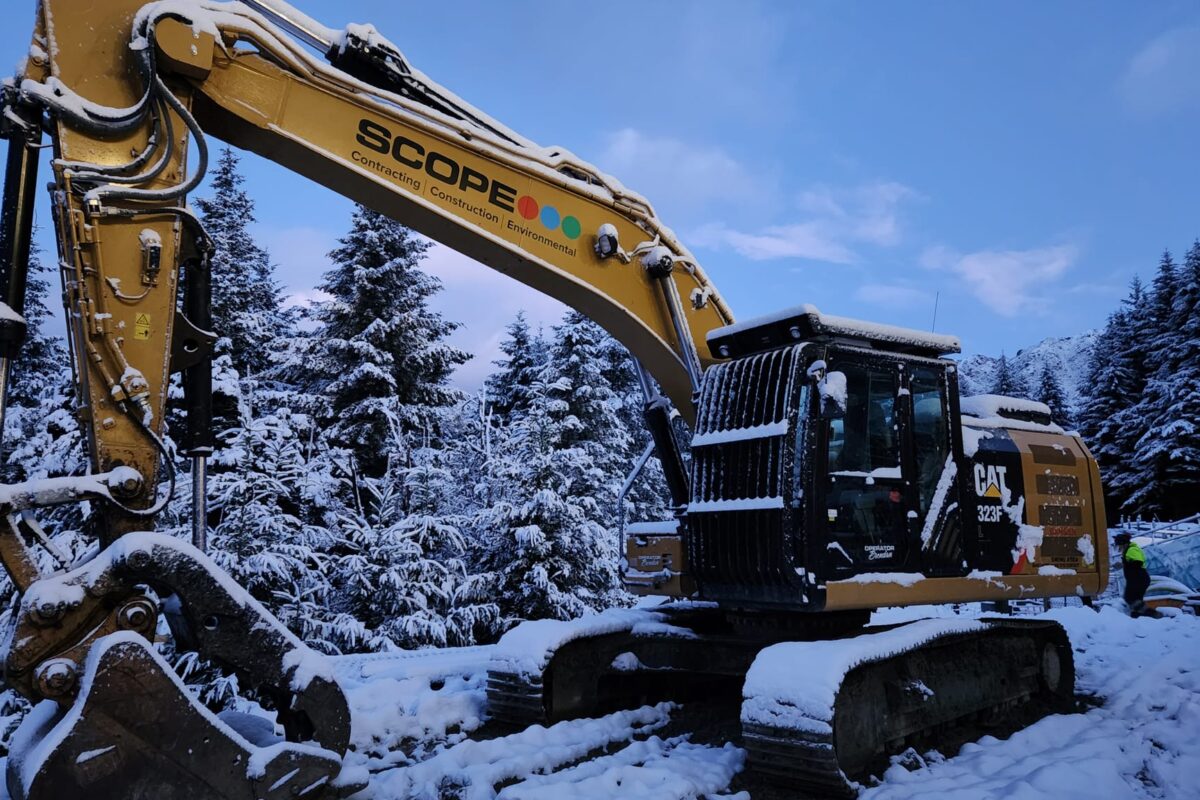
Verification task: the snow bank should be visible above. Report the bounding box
[333,646,494,774]
[365,704,674,800]
[495,736,744,800]
[742,619,987,734]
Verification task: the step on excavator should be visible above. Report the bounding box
[0,1,1106,797]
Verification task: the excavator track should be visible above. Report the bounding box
[742,619,1075,796]
[487,611,1075,797]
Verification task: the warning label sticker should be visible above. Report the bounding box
[134,313,151,340]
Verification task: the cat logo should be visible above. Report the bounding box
[973,463,1009,499]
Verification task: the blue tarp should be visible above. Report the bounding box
[1143,533,1200,590]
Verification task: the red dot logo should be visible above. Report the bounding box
[517,195,539,220]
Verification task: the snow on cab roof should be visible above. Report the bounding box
[707,303,961,359]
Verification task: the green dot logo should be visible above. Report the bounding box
[561,216,581,240]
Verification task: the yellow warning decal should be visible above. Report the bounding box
[133,313,151,340]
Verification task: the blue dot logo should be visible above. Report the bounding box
[539,205,560,231]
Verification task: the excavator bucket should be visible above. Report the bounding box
[0,524,365,800]
[7,634,351,800]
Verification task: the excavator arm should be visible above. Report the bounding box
[0,1,736,797]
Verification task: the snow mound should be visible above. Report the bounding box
[365,703,675,800]
[333,645,494,773]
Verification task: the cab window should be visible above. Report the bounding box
[911,367,949,514]
[825,364,906,569]
[827,366,898,475]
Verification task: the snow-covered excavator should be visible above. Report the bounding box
[0,1,1107,797]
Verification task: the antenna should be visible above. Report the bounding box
[931,291,940,332]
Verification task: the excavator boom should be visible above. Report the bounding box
[0,1,737,795]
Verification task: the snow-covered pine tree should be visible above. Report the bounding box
[484,311,546,424]
[332,447,499,650]
[202,406,343,647]
[1118,252,1183,517]
[476,311,635,623]
[476,379,623,623]
[545,311,635,525]
[441,392,502,519]
[593,324,675,524]
[310,205,469,478]
[1088,278,1155,511]
[0,240,85,553]
[0,250,90,743]
[1077,304,1140,514]
[1035,365,1071,429]
[1125,243,1200,518]
[6,243,65,409]
[990,353,1027,398]
[194,147,290,378]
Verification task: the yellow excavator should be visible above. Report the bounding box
[0,1,1108,797]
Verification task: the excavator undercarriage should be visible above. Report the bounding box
[485,605,1075,796]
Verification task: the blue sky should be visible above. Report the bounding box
[5,1,1200,386]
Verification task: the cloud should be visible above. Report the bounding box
[691,221,857,263]
[854,283,932,309]
[690,181,918,264]
[1118,26,1200,115]
[920,243,1078,316]
[596,128,771,218]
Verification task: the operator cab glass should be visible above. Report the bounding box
[824,363,907,569]
[814,353,952,578]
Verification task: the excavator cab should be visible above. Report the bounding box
[627,304,1106,613]
[626,305,966,605]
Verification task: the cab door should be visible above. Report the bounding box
[819,356,916,576]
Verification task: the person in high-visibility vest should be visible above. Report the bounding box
[1114,532,1151,616]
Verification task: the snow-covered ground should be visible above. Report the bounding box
[1,604,1193,799]
[333,644,746,799]
[326,604,1199,800]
